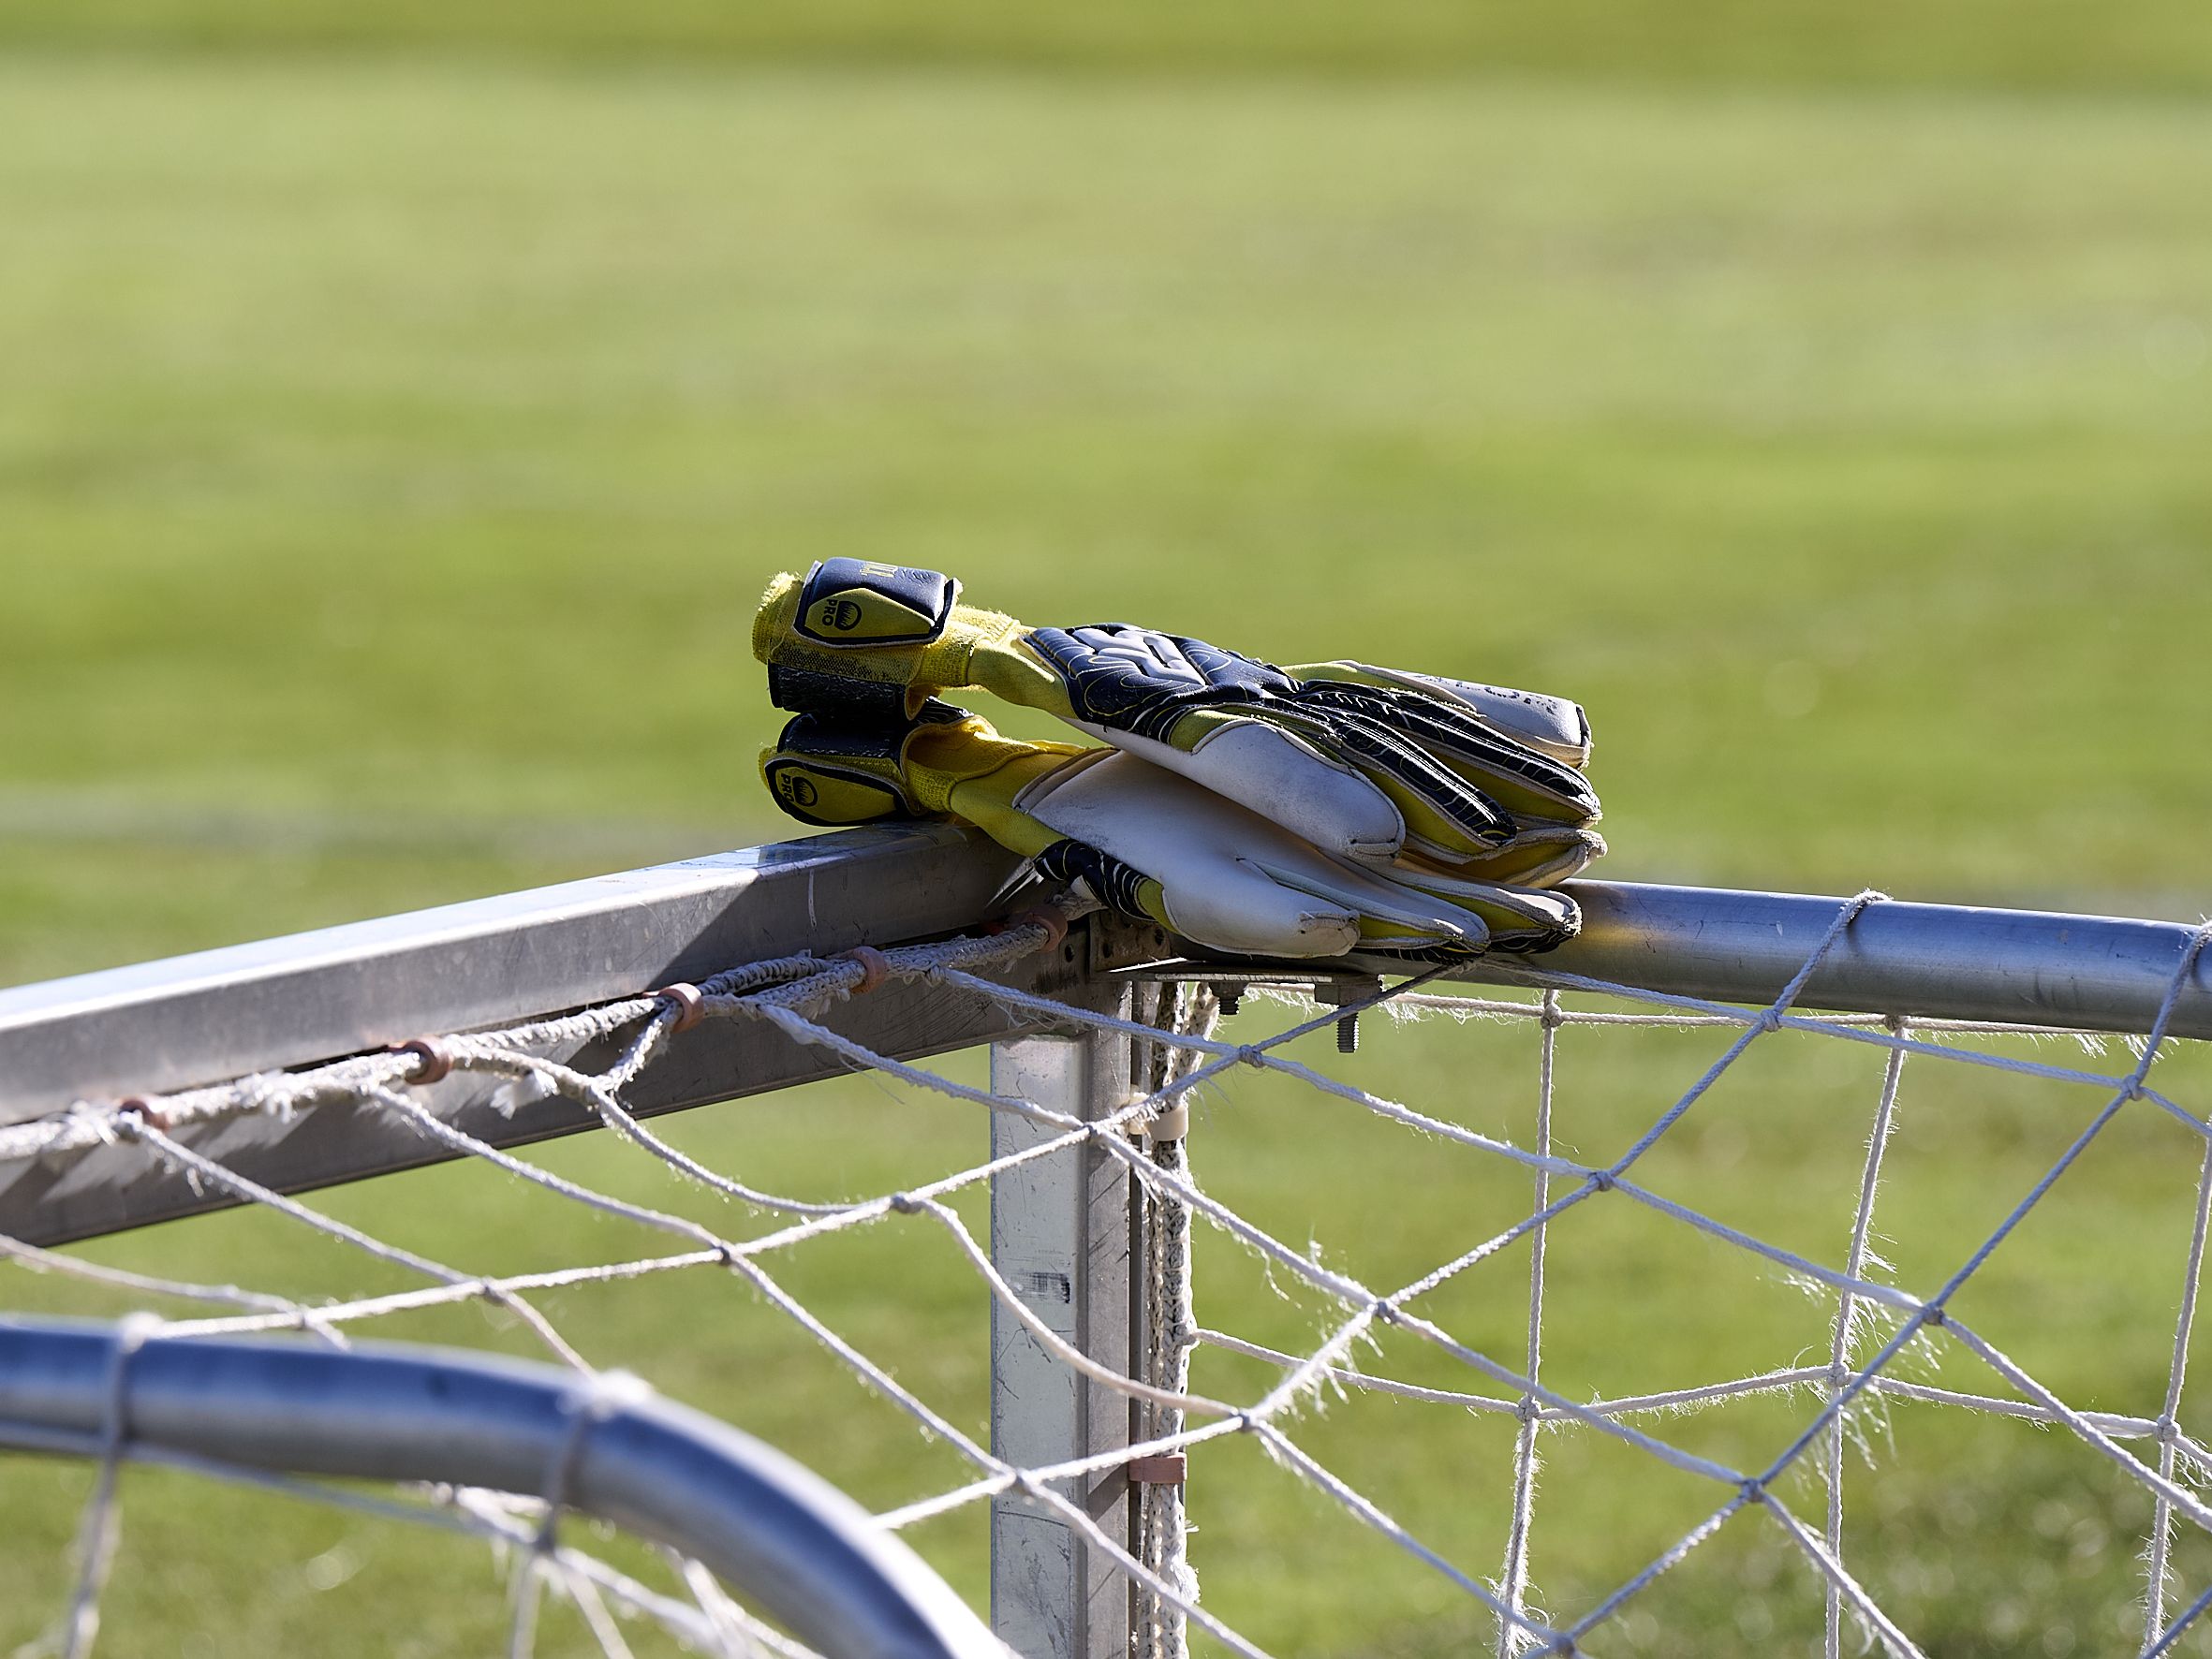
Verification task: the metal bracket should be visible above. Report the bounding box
[1086,913,1178,978]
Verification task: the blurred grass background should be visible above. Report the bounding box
[2,3,2210,1654]
[3,0,2212,92]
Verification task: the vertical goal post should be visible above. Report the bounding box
[4,820,2212,1657]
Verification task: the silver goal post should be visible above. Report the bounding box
[4,822,2210,1658]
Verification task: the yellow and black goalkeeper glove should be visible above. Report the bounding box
[760,704,1579,959]
[754,560,1600,881]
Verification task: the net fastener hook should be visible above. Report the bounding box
[652,982,705,1033]
[1015,906,1069,950]
[386,1037,453,1086]
[984,907,1069,951]
[1127,1453,1187,1486]
[837,946,892,995]
[1144,1101,1190,1143]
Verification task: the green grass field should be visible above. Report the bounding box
[5,0,2212,92]
[3,23,2211,1657]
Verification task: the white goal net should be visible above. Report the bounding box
[2,827,2210,1658]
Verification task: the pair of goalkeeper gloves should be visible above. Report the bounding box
[752,561,1602,961]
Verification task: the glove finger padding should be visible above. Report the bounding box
[1290,661,1592,770]
[759,705,1580,959]
[754,561,1600,873]
[1410,822,1607,891]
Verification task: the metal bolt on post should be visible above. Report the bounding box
[1317,975,1383,1056]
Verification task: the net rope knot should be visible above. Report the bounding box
[112,1098,166,1136]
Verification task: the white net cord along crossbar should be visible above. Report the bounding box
[2,826,2211,1657]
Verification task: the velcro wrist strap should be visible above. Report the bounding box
[793,560,958,647]
[771,712,907,764]
[768,665,913,724]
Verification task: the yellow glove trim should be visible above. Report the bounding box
[897,716,1089,858]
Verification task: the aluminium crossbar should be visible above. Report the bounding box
[0,824,1107,1244]
[2,828,2207,1247]
[1455,881,2212,1037]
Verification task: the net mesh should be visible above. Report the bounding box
[4,892,2212,1657]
